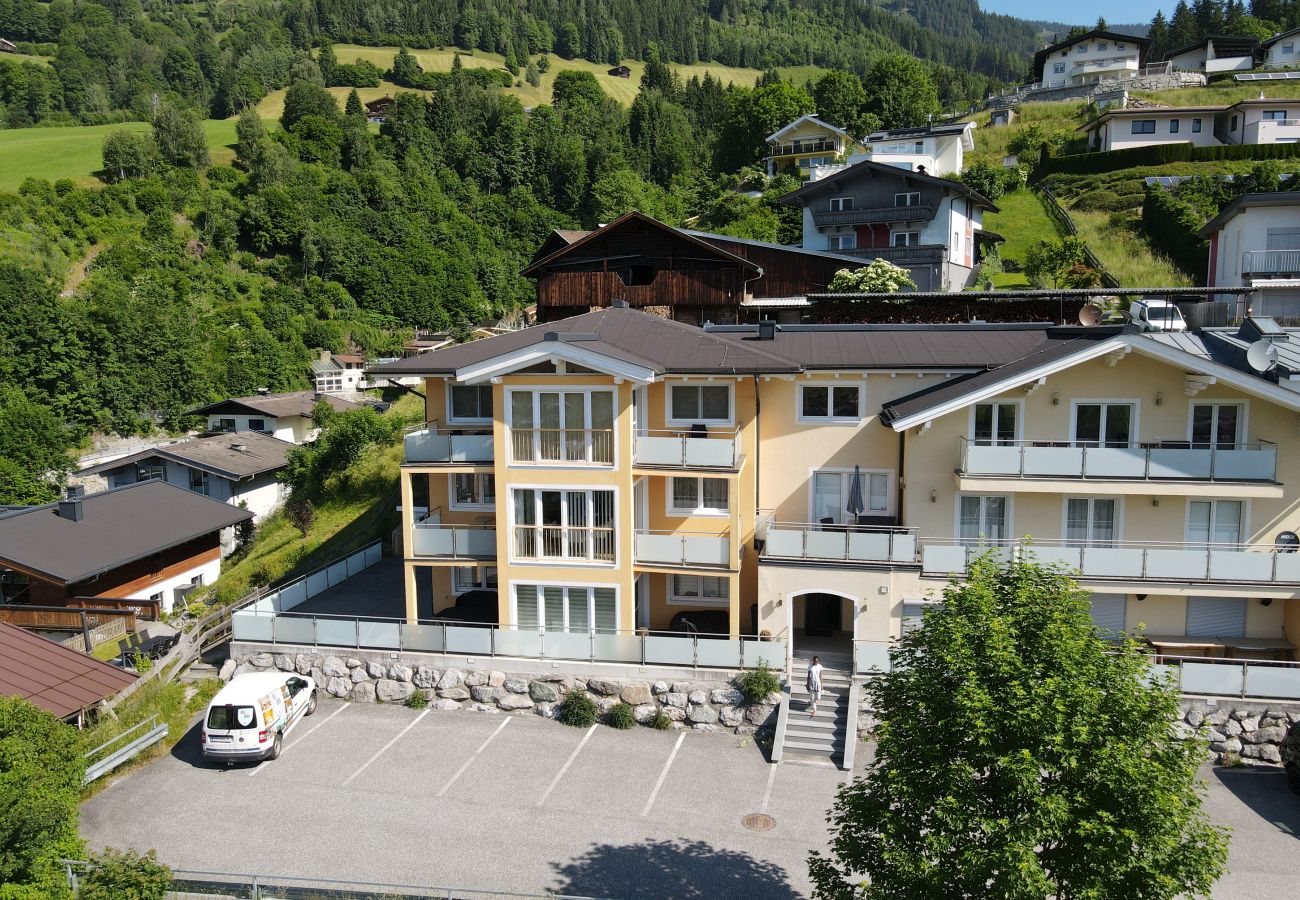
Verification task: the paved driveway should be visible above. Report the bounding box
[80,700,1300,898]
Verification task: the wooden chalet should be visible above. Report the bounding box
[522,212,863,325]
[608,64,632,78]
[364,96,395,122]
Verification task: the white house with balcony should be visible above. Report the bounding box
[1260,26,1300,70]
[1034,29,1149,88]
[1163,34,1258,75]
[856,121,975,178]
[1217,98,1300,146]
[1201,192,1300,320]
[1081,97,1300,152]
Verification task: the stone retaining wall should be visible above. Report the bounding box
[225,651,779,735]
[988,72,1205,109]
[855,694,1300,767]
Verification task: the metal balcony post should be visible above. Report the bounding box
[1209,444,1216,481]
[490,626,496,658]
[1144,444,1150,480]
[312,616,318,646]
[1018,441,1026,477]
[680,433,688,466]
[1081,444,1088,478]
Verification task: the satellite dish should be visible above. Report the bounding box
[1276,531,1299,553]
[1077,303,1103,327]
[1246,339,1279,373]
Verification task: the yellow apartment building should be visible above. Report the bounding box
[765,115,866,179]
[371,307,1300,673]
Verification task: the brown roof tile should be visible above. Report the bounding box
[0,622,136,719]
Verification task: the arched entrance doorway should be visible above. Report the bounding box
[790,591,854,660]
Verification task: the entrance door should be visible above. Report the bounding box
[804,593,840,637]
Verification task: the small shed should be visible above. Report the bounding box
[0,622,137,724]
[0,38,17,54]
[608,65,632,78]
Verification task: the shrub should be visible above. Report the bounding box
[648,708,673,730]
[1141,186,1208,283]
[185,601,208,619]
[406,691,428,710]
[827,259,917,294]
[555,691,598,727]
[605,702,636,730]
[80,848,171,900]
[737,661,781,704]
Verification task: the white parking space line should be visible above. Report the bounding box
[760,763,778,812]
[537,724,597,807]
[342,709,429,786]
[249,702,351,778]
[436,717,512,798]
[640,731,686,817]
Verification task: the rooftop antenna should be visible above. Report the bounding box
[1078,303,1103,327]
[1246,339,1279,373]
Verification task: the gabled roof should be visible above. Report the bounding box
[1034,29,1149,74]
[766,115,851,144]
[1198,191,1300,237]
[75,430,294,481]
[186,391,360,420]
[865,121,976,150]
[1261,25,1300,50]
[776,157,998,212]
[0,481,253,586]
[1081,104,1227,131]
[1161,33,1259,61]
[521,211,759,278]
[0,622,137,720]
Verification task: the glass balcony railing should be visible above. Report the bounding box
[634,529,733,568]
[404,425,493,464]
[759,521,918,565]
[633,429,740,469]
[411,523,496,559]
[920,538,1300,585]
[959,438,1278,482]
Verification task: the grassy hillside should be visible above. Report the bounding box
[0,119,242,191]
[982,190,1061,287]
[1135,80,1300,107]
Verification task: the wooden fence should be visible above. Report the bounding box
[1036,186,1122,289]
[60,616,128,653]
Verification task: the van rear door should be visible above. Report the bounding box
[206,703,259,749]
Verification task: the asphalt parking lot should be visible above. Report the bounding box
[82,700,854,898]
[80,699,1300,899]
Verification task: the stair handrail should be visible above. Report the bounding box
[769,680,793,764]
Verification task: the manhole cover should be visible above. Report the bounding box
[742,813,777,832]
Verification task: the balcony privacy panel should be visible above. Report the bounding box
[847,531,890,561]
[358,621,400,649]
[545,631,591,660]
[1147,448,1211,479]
[765,529,805,557]
[1180,662,1245,695]
[412,527,453,556]
[1081,547,1145,578]
[805,531,847,559]
[635,436,682,466]
[683,535,729,566]
[744,639,786,670]
[274,617,315,644]
[1244,665,1300,700]
[1023,445,1084,476]
[592,633,642,663]
[967,445,1019,474]
[1084,447,1146,478]
[232,612,272,642]
[645,635,695,666]
[1145,548,1206,579]
[402,624,446,652]
[683,437,735,467]
[495,629,543,658]
[1214,447,1275,480]
[445,626,492,654]
[635,533,679,564]
[450,434,493,462]
[1208,550,1274,582]
[890,533,917,562]
[696,638,742,668]
[1274,554,1300,582]
[923,545,968,573]
[315,618,357,646]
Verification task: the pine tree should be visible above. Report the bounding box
[1148,10,1171,59]
[344,88,363,119]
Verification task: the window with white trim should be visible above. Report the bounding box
[891,231,920,247]
[958,495,1009,542]
[812,469,893,522]
[669,575,729,607]
[1073,402,1134,447]
[1076,43,1088,53]
[669,476,729,516]
[1263,110,1289,120]
[829,196,854,211]
[514,584,617,632]
[1188,499,1242,546]
[1131,120,1156,134]
[449,384,493,422]
[508,388,614,464]
[668,383,731,424]
[1191,403,1242,449]
[798,383,863,422]
[1097,42,1108,51]
[248,418,266,432]
[895,192,921,207]
[972,402,1019,445]
[828,233,857,251]
[1169,118,1180,134]
[188,468,210,496]
[453,565,497,593]
[512,488,616,562]
[136,462,165,482]
[451,473,495,509]
[1065,498,1117,546]
[1053,63,1066,74]
[1192,118,1202,133]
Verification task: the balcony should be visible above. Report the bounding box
[513,525,615,564]
[411,523,496,559]
[769,139,838,157]
[633,429,740,469]
[634,529,733,568]
[920,538,1300,586]
[404,425,493,465]
[1245,119,1300,145]
[958,438,1278,484]
[1242,249,1300,277]
[760,522,918,566]
[840,245,945,265]
[812,205,934,228]
[510,428,614,466]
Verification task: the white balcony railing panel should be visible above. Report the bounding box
[890,532,918,562]
[683,534,729,567]
[634,435,684,466]
[1032,546,1082,570]
[1081,547,1147,578]
[1143,547,1206,579]
[966,444,1020,475]
[1147,447,1212,479]
[1245,665,1300,699]
[412,525,496,558]
[847,531,891,562]
[684,436,736,467]
[1208,549,1275,582]
[634,532,683,565]
[1180,662,1245,696]
[764,528,806,558]
[805,530,849,560]
[1083,446,1147,478]
[922,544,968,574]
[1276,554,1300,581]
[633,432,738,468]
[1023,445,1085,477]
[1214,446,1277,480]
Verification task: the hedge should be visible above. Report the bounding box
[1037,141,1300,177]
[1140,186,1208,283]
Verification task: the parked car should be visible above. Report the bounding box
[436,589,499,625]
[201,672,315,765]
[1130,298,1187,332]
[1284,720,1300,795]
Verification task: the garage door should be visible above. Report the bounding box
[1185,596,1246,637]
[1089,593,1127,635]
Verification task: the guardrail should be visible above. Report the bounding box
[513,525,616,563]
[761,522,918,565]
[811,205,934,227]
[1243,248,1300,275]
[634,529,733,568]
[510,427,614,465]
[958,437,1278,482]
[232,611,787,672]
[412,523,496,559]
[633,428,740,468]
[404,425,494,464]
[1037,185,1121,288]
[82,714,168,784]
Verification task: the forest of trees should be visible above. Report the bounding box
[1144,0,1300,59]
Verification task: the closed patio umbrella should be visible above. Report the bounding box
[845,465,865,524]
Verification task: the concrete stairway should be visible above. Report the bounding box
[781,652,853,766]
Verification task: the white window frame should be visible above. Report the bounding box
[667,476,730,517]
[668,574,730,608]
[1263,110,1289,121]
[828,233,857,251]
[809,467,896,521]
[666,381,734,427]
[796,380,866,424]
[968,399,1023,445]
[829,196,854,211]
[894,191,921,207]
[1187,401,1247,448]
[1068,398,1140,447]
[1076,44,1088,53]
[891,231,920,247]
[955,493,1013,543]
[1053,63,1066,74]
[1192,118,1202,133]
[449,473,496,510]
[136,462,166,482]
[1131,120,1156,135]
[452,565,498,594]
[509,484,619,567]
[1283,42,1294,54]
[1185,498,1248,547]
[505,386,617,466]
[1169,118,1179,134]
[1097,42,1108,51]
[1062,497,1123,546]
[447,383,494,424]
[509,581,619,633]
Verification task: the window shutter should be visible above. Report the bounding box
[543,587,565,631]
[1088,593,1127,635]
[593,589,617,633]
[1186,597,1246,637]
[515,586,538,629]
[568,591,590,633]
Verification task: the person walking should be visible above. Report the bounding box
[807,655,824,717]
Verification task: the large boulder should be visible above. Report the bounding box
[595,696,621,712]
[1241,743,1282,763]
[620,684,653,706]
[350,667,369,684]
[388,665,413,683]
[651,681,669,695]
[294,654,316,676]
[366,661,386,679]
[464,670,489,687]
[431,698,462,711]
[325,676,351,698]
[687,704,719,725]
[1254,725,1287,744]
[274,654,295,672]
[413,666,439,689]
[1224,718,1244,737]
[1210,737,1243,754]
[218,659,236,682]
[688,690,708,706]
[711,688,743,706]
[438,669,464,690]
[1184,707,1204,728]
[505,678,530,694]
[587,677,622,696]
[1203,709,1230,726]
[321,656,348,677]
[661,705,686,722]
[530,681,560,703]
[745,704,776,726]
[497,694,533,711]
[671,682,692,694]
[351,682,376,703]
[376,679,414,703]
[719,706,745,728]
[633,704,659,724]
[438,686,471,701]
[250,652,274,668]
[662,692,688,709]
[346,658,364,669]
[488,671,507,688]
[470,685,505,703]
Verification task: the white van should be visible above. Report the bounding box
[202,671,316,765]
[1130,298,1187,332]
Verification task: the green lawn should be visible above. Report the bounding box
[982,189,1062,286]
[0,119,243,191]
[1134,80,1300,107]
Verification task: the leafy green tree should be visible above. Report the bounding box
[808,555,1229,900]
[556,21,581,59]
[813,71,868,136]
[863,54,940,129]
[827,260,917,294]
[279,402,403,498]
[152,102,210,170]
[717,80,815,172]
[280,80,338,131]
[629,89,694,188]
[0,697,85,896]
[101,129,156,183]
[524,59,541,88]
[959,159,1007,200]
[317,42,338,85]
[234,106,267,170]
[1025,236,1094,288]
[80,848,171,900]
[588,168,682,225]
[551,70,605,108]
[390,46,423,86]
[0,386,74,502]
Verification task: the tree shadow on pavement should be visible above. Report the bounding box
[1213,765,1300,840]
[551,838,800,899]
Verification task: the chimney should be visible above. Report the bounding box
[58,485,84,523]
[757,320,777,341]
[230,443,248,453]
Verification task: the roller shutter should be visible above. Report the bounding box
[1185,596,1246,637]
